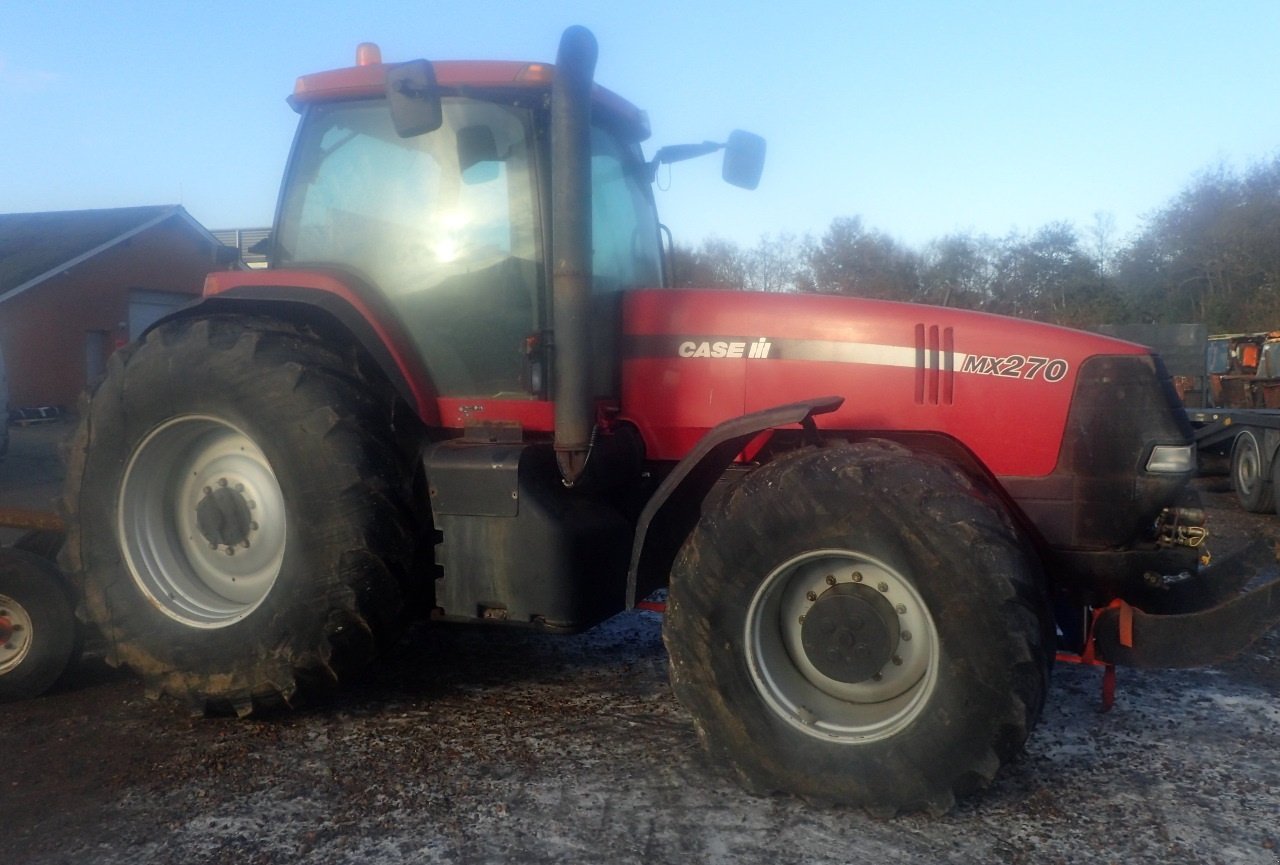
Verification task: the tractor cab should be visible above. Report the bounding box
[271,56,663,406]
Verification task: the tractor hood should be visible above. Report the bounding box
[619,288,1180,478]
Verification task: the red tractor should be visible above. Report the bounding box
[61,27,1279,814]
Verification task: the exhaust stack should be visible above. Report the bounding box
[551,25,598,487]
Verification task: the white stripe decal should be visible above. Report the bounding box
[776,340,970,371]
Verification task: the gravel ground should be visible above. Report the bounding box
[3,424,1278,864]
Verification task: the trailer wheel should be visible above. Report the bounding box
[664,440,1053,815]
[62,315,420,714]
[0,549,78,701]
[1231,430,1274,513]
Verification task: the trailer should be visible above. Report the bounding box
[1186,408,1280,513]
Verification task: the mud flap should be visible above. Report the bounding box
[1095,542,1280,668]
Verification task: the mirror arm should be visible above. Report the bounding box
[646,140,726,180]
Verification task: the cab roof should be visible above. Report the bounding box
[291,55,649,140]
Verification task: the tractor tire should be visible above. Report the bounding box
[0,548,78,701]
[61,315,420,715]
[664,440,1053,815]
[1232,430,1274,513]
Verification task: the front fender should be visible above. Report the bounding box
[626,395,843,608]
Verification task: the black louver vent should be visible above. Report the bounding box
[914,323,955,405]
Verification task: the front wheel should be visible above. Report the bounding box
[664,441,1053,815]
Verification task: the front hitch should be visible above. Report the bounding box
[1094,541,1280,667]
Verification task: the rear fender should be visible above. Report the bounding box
[626,396,843,607]
[146,272,440,424]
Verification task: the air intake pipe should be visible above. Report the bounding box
[551,25,597,487]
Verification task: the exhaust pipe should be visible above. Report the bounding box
[551,25,597,487]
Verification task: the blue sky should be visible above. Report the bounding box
[3,1,1279,250]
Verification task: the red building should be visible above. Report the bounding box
[0,205,234,409]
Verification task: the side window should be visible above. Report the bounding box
[583,127,663,399]
[1205,340,1229,376]
[590,128,663,292]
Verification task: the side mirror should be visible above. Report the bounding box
[386,59,442,138]
[722,130,766,190]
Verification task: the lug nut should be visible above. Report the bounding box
[825,574,837,586]
[901,631,913,642]
[218,478,228,488]
[235,483,245,493]
[806,590,817,602]
[851,572,863,583]
[877,582,889,593]
[896,604,907,615]
[798,615,806,625]
[891,656,903,666]
[871,672,883,681]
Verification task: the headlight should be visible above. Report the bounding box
[1146,444,1196,474]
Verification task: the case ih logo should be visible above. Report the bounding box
[677,338,774,359]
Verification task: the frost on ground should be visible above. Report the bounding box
[6,611,1278,865]
[4,475,1279,865]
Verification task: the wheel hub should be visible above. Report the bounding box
[118,415,286,628]
[800,583,900,684]
[0,595,33,674]
[196,482,254,551]
[746,549,939,743]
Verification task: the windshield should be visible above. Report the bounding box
[1205,339,1231,376]
[277,97,541,398]
[1260,342,1280,378]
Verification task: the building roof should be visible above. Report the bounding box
[0,205,226,305]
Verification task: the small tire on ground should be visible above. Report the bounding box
[1231,430,1273,513]
[664,440,1053,815]
[60,314,421,715]
[0,548,79,701]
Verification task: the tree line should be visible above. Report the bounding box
[671,153,1280,333]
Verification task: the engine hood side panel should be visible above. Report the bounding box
[620,288,1152,478]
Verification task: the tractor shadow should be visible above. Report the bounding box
[306,609,672,716]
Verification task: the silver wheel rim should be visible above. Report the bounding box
[118,415,286,628]
[1235,432,1262,498]
[745,549,939,743]
[0,593,34,675]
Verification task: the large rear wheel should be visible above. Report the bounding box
[664,441,1053,815]
[62,315,421,714]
